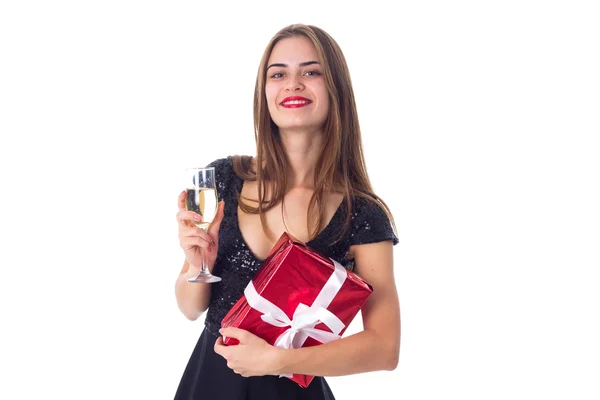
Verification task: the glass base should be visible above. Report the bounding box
[187,271,222,283]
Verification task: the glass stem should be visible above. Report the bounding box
[200,227,208,274]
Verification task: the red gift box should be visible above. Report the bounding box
[221,232,373,388]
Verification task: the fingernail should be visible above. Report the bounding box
[193,214,202,221]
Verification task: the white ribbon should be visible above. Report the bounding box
[243,258,348,378]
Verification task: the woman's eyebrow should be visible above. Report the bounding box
[266,61,320,70]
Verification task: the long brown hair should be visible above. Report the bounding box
[234,24,396,242]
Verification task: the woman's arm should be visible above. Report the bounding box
[175,260,213,320]
[216,240,400,376]
[275,240,400,375]
[174,197,225,321]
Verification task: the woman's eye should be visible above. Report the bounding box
[305,70,322,76]
[270,72,284,79]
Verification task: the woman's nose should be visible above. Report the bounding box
[285,76,304,92]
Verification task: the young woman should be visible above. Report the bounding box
[174,24,400,399]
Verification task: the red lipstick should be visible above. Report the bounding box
[280,96,312,108]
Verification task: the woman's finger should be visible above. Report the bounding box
[179,227,214,244]
[180,237,211,251]
[177,190,187,211]
[176,210,203,226]
[207,201,225,237]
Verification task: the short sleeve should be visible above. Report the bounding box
[349,197,399,246]
[206,156,235,203]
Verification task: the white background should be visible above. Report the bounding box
[1,1,599,399]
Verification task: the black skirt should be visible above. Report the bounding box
[174,328,336,400]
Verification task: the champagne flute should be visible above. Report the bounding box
[185,167,221,283]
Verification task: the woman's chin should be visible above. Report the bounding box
[276,123,325,135]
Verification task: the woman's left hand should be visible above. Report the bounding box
[214,327,282,377]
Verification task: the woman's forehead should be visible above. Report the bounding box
[268,36,319,65]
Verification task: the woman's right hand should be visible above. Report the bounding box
[176,190,225,272]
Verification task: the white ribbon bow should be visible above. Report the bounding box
[243,258,348,378]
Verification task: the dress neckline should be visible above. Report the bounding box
[232,175,345,263]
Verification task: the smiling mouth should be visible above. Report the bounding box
[280,99,312,108]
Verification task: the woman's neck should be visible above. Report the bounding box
[279,127,324,190]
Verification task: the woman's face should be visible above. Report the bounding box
[265,36,330,133]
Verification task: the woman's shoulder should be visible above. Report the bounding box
[207,155,254,174]
[347,194,399,246]
[206,156,234,170]
[208,155,255,174]
[205,156,248,201]
[206,156,234,186]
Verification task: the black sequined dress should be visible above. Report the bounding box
[174,156,398,400]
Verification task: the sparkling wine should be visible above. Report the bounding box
[186,188,218,229]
